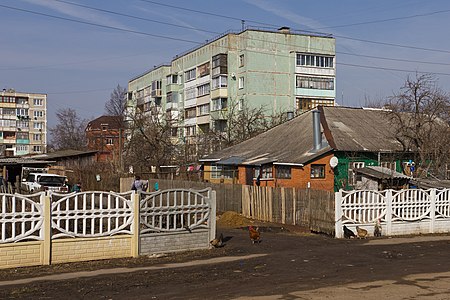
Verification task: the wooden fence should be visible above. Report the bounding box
[121,178,335,234]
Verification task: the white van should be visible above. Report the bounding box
[21,173,69,193]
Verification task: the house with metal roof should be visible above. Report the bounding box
[200,106,415,191]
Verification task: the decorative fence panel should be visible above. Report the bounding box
[139,188,216,255]
[335,188,450,238]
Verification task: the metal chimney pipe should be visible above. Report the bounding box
[312,110,322,150]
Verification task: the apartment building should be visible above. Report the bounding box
[0,89,47,156]
[127,27,336,158]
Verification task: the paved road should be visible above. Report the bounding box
[1,228,450,299]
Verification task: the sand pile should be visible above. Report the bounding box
[216,211,255,228]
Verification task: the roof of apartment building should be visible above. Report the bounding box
[86,115,124,131]
[200,106,405,166]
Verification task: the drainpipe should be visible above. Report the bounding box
[312,110,322,151]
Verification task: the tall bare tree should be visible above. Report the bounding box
[387,73,450,178]
[49,108,88,150]
[105,84,127,117]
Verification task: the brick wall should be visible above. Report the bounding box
[0,241,43,269]
[140,230,210,255]
[51,236,133,264]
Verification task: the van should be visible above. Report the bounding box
[21,173,69,193]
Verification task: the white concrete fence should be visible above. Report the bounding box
[0,188,216,269]
[335,188,450,238]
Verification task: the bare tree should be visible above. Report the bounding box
[49,108,88,150]
[105,84,127,117]
[387,73,450,178]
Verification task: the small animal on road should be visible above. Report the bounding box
[374,219,382,237]
[210,233,224,248]
[248,226,261,244]
[343,225,356,239]
[356,226,368,239]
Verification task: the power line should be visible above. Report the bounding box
[318,8,450,29]
[338,62,450,76]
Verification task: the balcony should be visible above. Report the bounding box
[151,89,162,97]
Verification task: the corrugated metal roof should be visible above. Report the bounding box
[0,157,54,165]
[356,166,410,180]
[31,150,98,160]
[410,179,450,189]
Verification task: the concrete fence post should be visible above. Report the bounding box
[386,189,393,236]
[42,193,52,265]
[334,190,343,238]
[430,188,436,234]
[209,190,217,244]
[131,191,140,257]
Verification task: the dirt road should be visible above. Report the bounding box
[1,227,450,299]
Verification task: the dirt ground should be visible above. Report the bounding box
[2,212,450,299]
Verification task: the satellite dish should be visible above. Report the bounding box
[329,156,338,168]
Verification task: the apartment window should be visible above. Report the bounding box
[33,111,44,118]
[33,98,44,106]
[106,138,113,145]
[211,98,227,111]
[185,68,196,82]
[17,145,28,152]
[185,125,196,136]
[197,104,210,116]
[1,96,15,103]
[212,76,227,90]
[198,62,210,77]
[296,76,334,90]
[166,74,178,85]
[185,107,196,119]
[238,98,244,111]
[16,132,28,140]
[296,98,334,111]
[171,127,178,137]
[33,134,41,141]
[33,146,42,152]
[16,97,28,105]
[16,108,28,116]
[33,122,43,130]
[197,83,210,97]
[311,164,325,178]
[185,87,196,100]
[276,165,292,179]
[214,120,227,132]
[239,54,245,67]
[2,108,15,115]
[238,77,244,89]
[17,121,29,129]
[296,53,334,68]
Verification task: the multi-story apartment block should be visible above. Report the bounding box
[127,27,335,158]
[0,89,47,156]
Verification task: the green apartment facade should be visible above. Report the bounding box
[127,27,336,157]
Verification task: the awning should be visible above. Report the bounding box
[356,166,411,180]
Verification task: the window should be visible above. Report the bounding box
[185,107,196,119]
[185,125,196,136]
[197,104,210,116]
[185,87,196,100]
[197,62,210,77]
[16,97,28,105]
[33,98,44,106]
[197,83,210,97]
[296,54,334,68]
[33,134,41,141]
[17,145,28,152]
[276,166,292,179]
[311,164,325,178]
[238,98,244,111]
[381,161,396,170]
[296,76,334,90]
[238,77,244,89]
[33,111,44,118]
[211,98,227,111]
[239,54,245,67]
[166,74,178,85]
[106,138,113,145]
[211,164,234,179]
[16,132,28,140]
[213,120,227,132]
[33,146,42,152]
[261,165,273,179]
[33,122,43,130]
[212,76,228,90]
[16,108,28,116]
[296,98,334,111]
[185,68,196,82]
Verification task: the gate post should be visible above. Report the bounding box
[430,189,436,234]
[209,190,217,244]
[386,189,393,236]
[334,190,343,238]
[42,192,51,265]
[131,191,140,257]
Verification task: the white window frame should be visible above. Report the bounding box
[238,77,244,89]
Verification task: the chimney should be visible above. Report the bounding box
[312,110,322,151]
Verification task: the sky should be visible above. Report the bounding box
[1,0,450,128]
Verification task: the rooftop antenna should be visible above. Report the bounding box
[241,20,245,31]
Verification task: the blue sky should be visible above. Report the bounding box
[1,0,450,127]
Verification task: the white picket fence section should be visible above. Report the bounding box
[0,192,45,243]
[335,188,450,238]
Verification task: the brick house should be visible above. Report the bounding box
[200,106,414,192]
[85,116,125,163]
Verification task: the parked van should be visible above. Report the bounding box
[21,173,69,193]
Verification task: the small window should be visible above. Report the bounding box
[238,77,244,89]
[261,165,273,179]
[106,138,113,145]
[310,164,325,178]
[276,166,291,179]
[239,54,245,67]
